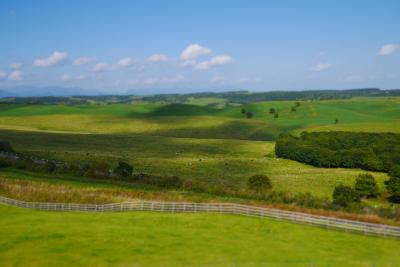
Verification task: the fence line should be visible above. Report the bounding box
[1,195,399,239]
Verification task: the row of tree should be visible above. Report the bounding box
[275,132,400,172]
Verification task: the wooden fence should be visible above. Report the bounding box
[1,195,399,239]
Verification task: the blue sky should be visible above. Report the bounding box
[0,0,399,94]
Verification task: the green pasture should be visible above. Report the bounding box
[0,204,399,267]
[0,130,388,198]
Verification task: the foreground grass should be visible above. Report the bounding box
[0,204,399,267]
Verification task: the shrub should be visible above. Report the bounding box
[269,108,275,114]
[246,111,253,118]
[84,161,111,179]
[385,166,400,203]
[241,108,246,114]
[113,161,133,177]
[0,141,14,153]
[247,174,272,194]
[354,173,379,198]
[332,184,360,207]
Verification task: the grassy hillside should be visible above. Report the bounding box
[0,129,388,198]
[1,204,399,267]
[0,97,399,140]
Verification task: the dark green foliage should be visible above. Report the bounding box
[247,174,272,193]
[84,161,111,179]
[385,166,400,203]
[275,132,400,172]
[291,106,297,112]
[334,118,339,124]
[332,184,360,207]
[354,173,379,198]
[246,111,253,119]
[294,102,301,107]
[113,161,133,177]
[0,141,14,153]
[274,113,279,119]
[269,108,276,114]
[135,173,183,188]
[241,108,246,114]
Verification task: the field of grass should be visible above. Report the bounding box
[0,129,389,198]
[1,204,399,267]
[0,97,398,199]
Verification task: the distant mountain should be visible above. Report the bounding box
[0,86,102,97]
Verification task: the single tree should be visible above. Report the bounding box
[274,113,279,119]
[334,118,339,124]
[354,173,379,198]
[241,108,246,114]
[332,184,360,207]
[246,111,253,118]
[291,106,297,112]
[269,108,276,114]
[247,174,272,194]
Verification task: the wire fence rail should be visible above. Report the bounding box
[1,195,399,239]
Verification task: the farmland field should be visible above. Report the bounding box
[0,97,399,198]
[0,204,399,267]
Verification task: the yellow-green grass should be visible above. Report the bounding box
[0,130,388,198]
[0,204,399,267]
[0,97,399,141]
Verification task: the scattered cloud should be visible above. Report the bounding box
[34,51,67,67]
[211,75,226,83]
[195,55,233,70]
[180,44,211,61]
[312,63,332,72]
[61,74,71,81]
[73,57,95,65]
[378,44,399,56]
[9,70,22,81]
[10,63,22,69]
[147,54,170,63]
[0,72,7,80]
[92,62,112,72]
[129,75,185,86]
[117,57,134,67]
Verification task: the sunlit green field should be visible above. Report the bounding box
[0,97,398,198]
[0,204,399,267]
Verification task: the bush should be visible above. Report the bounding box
[354,173,379,198]
[0,141,14,153]
[135,173,183,188]
[385,166,400,203]
[113,161,133,177]
[241,108,246,114]
[246,111,253,118]
[332,184,360,207]
[247,174,272,194]
[84,161,111,179]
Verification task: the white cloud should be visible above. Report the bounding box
[312,63,332,72]
[34,51,67,67]
[73,57,95,65]
[195,55,233,70]
[180,44,211,60]
[9,63,22,69]
[0,72,7,80]
[61,74,71,81]
[117,57,134,67]
[211,75,226,83]
[8,70,22,81]
[147,54,170,62]
[92,62,112,72]
[378,44,399,56]
[128,75,185,86]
